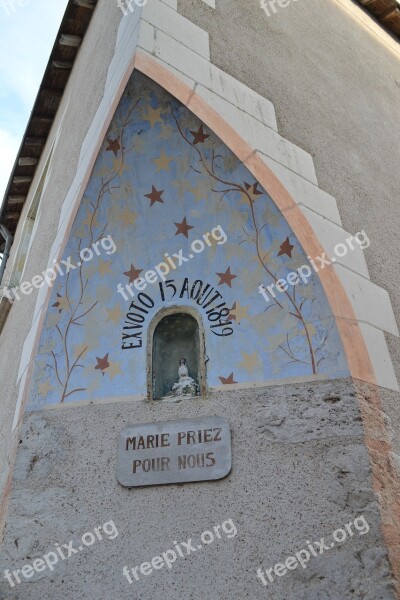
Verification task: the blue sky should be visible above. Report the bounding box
[0,0,69,201]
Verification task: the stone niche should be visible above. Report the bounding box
[152,312,201,400]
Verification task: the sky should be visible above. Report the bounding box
[0,0,69,202]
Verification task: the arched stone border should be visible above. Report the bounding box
[134,51,372,385]
[146,305,208,402]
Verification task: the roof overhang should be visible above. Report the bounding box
[356,0,400,38]
[0,0,98,247]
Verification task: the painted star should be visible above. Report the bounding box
[82,209,100,229]
[153,149,173,172]
[106,305,123,324]
[106,137,121,157]
[278,236,294,258]
[190,124,210,145]
[172,178,195,197]
[112,158,129,175]
[95,353,110,375]
[143,106,163,128]
[38,381,53,398]
[244,181,263,200]
[175,217,194,238]
[238,351,260,373]
[219,373,238,385]
[52,293,70,313]
[216,267,237,288]
[123,264,143,283]
[118,207,137,226]
[144,185,164,206]
[228,301,250,323]
[191,183,208,203]
[74,224,87,239]
[97,260,113,277]
[108,361,123,381]
[73,344,88,359]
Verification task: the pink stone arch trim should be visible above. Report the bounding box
[134,51,374,385]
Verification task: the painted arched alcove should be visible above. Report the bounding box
[27,70,350,410]
[147,306,207,401]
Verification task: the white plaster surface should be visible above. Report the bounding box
[0,380,395,600]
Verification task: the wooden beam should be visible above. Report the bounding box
[8,196,26,205]
[381,6,400,20]
[25,137,46,147]
[32,117,53,125]
[41,88,63,97]
[59,34,82,47]
[18,158,39,167]
[52,60,73,70]
[74,0,97,8]
[13,176,33,184]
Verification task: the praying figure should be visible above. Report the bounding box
[178,357,189,379]
[162,358,199,402]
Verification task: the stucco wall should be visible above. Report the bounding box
[0,379,395,599]
[0,0,121,531]
[178,0,400,399]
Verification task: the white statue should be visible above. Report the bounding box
[162,358,199,402]
[178,357,189,379]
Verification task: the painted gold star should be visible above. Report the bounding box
[191,184,208,203]
[118,207,137,226]
[144,185,164,206]
[106,305,123,324]
[190,124,209,145]
[52,293,70,313]
[143,106,163,128]
[219,373,238,385]
[216,267,237,288]
[238,351,260,373]
[97,165,112,179]
[123,264,143,283]
[38,381,53,398]
[153,149,173,172]
[82,209,99,229]
[73,344,89,359]
[228,301,250,323]
[74,224,86,238]
[172,178,195,197]
[112,157,129,174]
[278,236,294,258]
[175,217,194,238]
[108,361,123,381]
[97,260,113,277]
